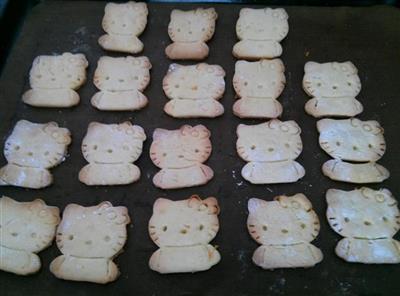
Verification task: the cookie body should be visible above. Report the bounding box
[91,56,151,111]
[50,202,130,283]
[233,8,288,59]
[22,53,88,107]
[303,61,362,117]
[98,1,148,54]
[162,63,225,118]
[150,125,213,189]
[148,195,220,273]
[166,8,217,60]
[0,196,60,275]
[247,195,322,269]
[79,121,146,186]
[326,188,400,264]
[236,120,305,184]
[0,120,71,188]
[233,59,285,119]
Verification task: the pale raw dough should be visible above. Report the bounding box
[322,159,389,184]
[0,120,71,189]
[79,121,146,186]
[22,53,88,107]
[233,59,285,119]
[91,56,151,111]
[326,187,400,264]
[150,125,213,189]
[303,61,363,117]
[236,120,305,184]
[247,195,322,269]
[50,201,130,283]
[166,8,217,60]
[98,1,148,54]
[233,8,288,59]
[148,195,220,273]
[162,63,225,118]
[0,196,60,275]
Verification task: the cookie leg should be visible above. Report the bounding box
[22,89,80,108]
[50,255,119,284]
[78,163,141,186]
[98,34,144,54]
[0,245,41,275]
[165,41,209,60]
[0,164,52,189]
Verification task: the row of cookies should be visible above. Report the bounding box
[0,119,308,189]
[303,61,389,184]
[2,187,398,283]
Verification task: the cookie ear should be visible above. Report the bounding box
[248,198,264,213]
[316,118,333,133]
[153,198,172,213]
[291,193,312,211]
[193,125,210,139]
[274,8,288,20]
[344,61,358,74]
[240,8,251,17]
[203,197,220,215]
[361,121,384,135]
[304,61,320,73]
[130,125,146,141]
[236,124,247,137]
[153,128,168,140]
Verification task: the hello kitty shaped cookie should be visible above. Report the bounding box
[79,121,146,186]
[22,53,88,107]
[150,125,213,189]
[91,56,151,111]
[163,63,225,118]
[303,61,363,118]
[0,120,71,189]
[233,59,285,119]
[233,8,288,60]
[236,120,305,184]
[50,201,130,283]
[165,8,217,60]
[148,195,220,273]
[98,1,148,54]
[326,188,400,264]
[247,195,323,269]
[0,196,60,275]
[317,118,389,184]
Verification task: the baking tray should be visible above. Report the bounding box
[0,2,400,295]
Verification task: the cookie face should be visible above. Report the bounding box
[233,59,285,99]
[236,8,289,41]
[82,122,146,164]
[326,188,400,239]
[168,8,217,43]
[237,120,302,162]
[163,63,225,100]
[29,53,88,90]
[4,120,71,169]
[148,195,219,247]
[150,125,212,169]
[0,196,60,252]
[56,202,130,258]
[102,2,148,36]
[93,56,151,92]
[303,61,361,98]
[317,118,386,162]
[247,195,320,245]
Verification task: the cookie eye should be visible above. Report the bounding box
[93,145,98,150]
[14,145,20,151]
[300,223,306,229]
[317,82,322,87]
[347,82,352,86]
[281,229,289,233]
[344,217,350,222]
[199,224,204,231]
[336,141,341,146]
[262,225,267,231]
[250,145,256,150]
[267,147,274,152]
[180,229,188,234]
[244,81,248,86]
[194,149,199,153]
[364,221,372,226]
[162,226,167,232]
[332,85,338,90]
[104,235,111,242]
[107,149,113,153]
[68,235,74,240]
[162,152,167,157]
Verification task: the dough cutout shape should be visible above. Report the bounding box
[22,53,88,107]
[326,187,400,264]
[91,56,151,111]
[247,194,323,269]
[0,196,60,275]
[163,63,225,118]
[317,118,389,184]
[233,59,285,118]
[236,120,305,184]
[150,125,213,189]
[98,1,148,54]
[0,120,71,189]
[165,8,217,60]
[233,8,288,59]
[303,61,363,118]
[50,201,130,283]
[148,195,220,273]
[79,121,146,186]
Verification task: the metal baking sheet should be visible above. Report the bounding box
[0,2,400,295]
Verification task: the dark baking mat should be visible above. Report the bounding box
[0,2,400,295]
